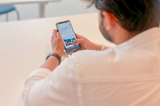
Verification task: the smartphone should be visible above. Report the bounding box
[56,20,81,53]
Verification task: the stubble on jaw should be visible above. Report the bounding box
[99,11,114,43]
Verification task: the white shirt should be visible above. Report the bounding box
[22,27,160,106]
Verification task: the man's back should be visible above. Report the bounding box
[70,28,160,106]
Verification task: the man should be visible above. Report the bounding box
[22,0,160,106]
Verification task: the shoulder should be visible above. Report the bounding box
[69,50,103,63]
[68,49,116,70]
[69,48,117,63]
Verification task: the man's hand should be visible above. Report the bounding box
[40,30,64,71]
[72,34,108,54]
[51,30,64,57]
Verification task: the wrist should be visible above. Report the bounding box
[101,44,105,51]
[91,43,107,51]
[92,43,102,50]
[47,56,59,65]
[53,50,63,57]
[46,53,61,65]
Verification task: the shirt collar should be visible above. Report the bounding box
[116,27,160,48]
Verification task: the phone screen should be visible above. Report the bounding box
[57,21,80,53]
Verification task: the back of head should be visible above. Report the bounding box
[92,0,160,33]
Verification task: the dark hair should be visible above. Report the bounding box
[91,0,160,32]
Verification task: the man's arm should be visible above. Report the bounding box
[72,33,109,54]
[40,56,59,71]
[40,31,108,71]
[22,57,79,106]
[40,30,64,71]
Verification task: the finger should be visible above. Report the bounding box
[51,30,57,41]
[51,30,56,41]
[71,52,74,55]
[53,30,57,37]
[75,33,83,39]
[72,42,77,45]
[57,32,64,41]
[57,32,62,37]
[72,39,84,45]
[75,39,84,43]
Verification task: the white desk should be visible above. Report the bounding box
[0,13,115,106]
[0,0,61,18]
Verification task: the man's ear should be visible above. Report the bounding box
[102,11,116,30]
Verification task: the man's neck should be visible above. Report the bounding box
[113,30,140,45]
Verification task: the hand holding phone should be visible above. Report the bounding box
[51,30,65,57]
[56,20,81,53]
[72,34,108,54]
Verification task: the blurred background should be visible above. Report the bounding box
[0,0,97,22]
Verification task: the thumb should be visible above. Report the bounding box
[57,32,63,40]
[72,39,84,45]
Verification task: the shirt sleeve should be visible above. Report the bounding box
[21,57,80,106]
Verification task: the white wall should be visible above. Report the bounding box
[0,0,97,22]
